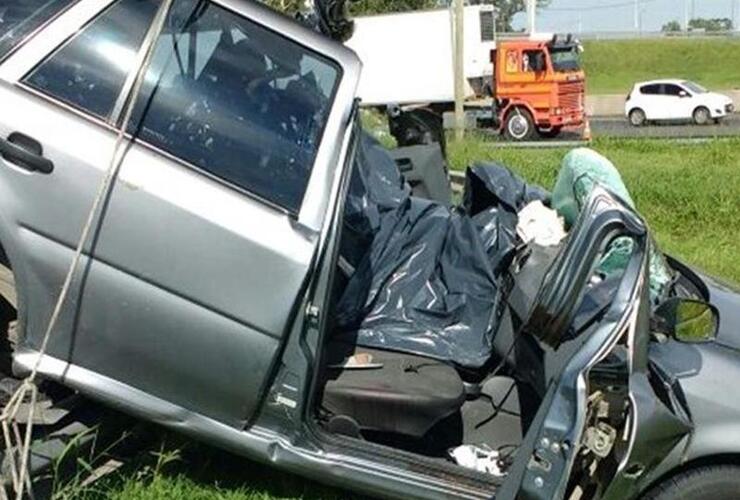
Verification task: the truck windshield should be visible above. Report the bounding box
[0,1,76,61]
[550,47,580,72]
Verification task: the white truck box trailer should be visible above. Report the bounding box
[345,5,497,106]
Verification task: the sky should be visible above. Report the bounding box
[511,0,740,33]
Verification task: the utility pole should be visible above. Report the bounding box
[684,0,689,31]
[526,0,536,35]
[633,0,640,32]
[453,0,465,141]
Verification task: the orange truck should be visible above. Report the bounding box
[491,35,586,141]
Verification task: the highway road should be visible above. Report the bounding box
[481,115,740,146]
[588,115,740,139]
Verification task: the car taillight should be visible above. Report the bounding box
[626,92,631,102]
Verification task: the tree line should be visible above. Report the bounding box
[662,18,734,33]
[262,0,551,33]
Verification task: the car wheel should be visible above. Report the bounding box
[642,465,740,500]
[504,108,535,141]
[629,108,646,127]
[693,106,711,125]
[537,126,562,139]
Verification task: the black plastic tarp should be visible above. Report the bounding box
[334,134,548,369]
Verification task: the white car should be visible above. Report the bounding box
[625,79,735,126]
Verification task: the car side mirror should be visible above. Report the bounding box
[653,298,719,343]
[679,91,689,98]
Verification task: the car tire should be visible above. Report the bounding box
[642,465,740,500]
[629,108,646,127]
[504,108,535,141]
[693,106,711,125]
[537,126,562,139]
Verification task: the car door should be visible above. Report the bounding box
[66,0,360,427]
[0,0,161,363]
[662,83,693,120]
[498,191,651,499]
[640,84,670,120]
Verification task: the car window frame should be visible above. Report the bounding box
[19,0,161,125]
[663,83,686,97]
[127,0,346,217]
[0,0,82,65]
[4,0,146,135]
[125,0,359,229]
[640,84,660,96]
[3,0,361,229]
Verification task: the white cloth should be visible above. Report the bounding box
[448,445,506,477]
[516,200,567,247]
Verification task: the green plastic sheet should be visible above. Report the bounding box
[552,148,673,302]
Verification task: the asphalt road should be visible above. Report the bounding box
[587,114,740,139]
[482,115,740,146]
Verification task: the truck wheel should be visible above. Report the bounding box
[642,465,740,500]
[504,108,535,141]
[537,126,562,139]
[693,106,710,125]
[629,108,646,127]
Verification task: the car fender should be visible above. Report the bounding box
[602,338,740,500]
[644,340,740,478]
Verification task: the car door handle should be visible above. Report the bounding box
[0,132,54,174]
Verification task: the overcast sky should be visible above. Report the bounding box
[512,0,740,33]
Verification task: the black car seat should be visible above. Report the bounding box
[320,341,466,439]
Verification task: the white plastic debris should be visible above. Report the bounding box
[516,200,567,247]
[448,445,507,477]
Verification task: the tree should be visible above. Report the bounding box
[350,0,438,16]
[661,20,681,33]
[262,0,438,17]
[688,17,734,32]
[262,0,551,26]
[262,0,304,15]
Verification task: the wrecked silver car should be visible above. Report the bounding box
[1,1,740,499]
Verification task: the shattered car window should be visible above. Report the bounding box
[130,0,341,213]
[0,0,76,62]
[23,0,158,121]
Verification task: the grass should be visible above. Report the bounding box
[44,135,740,499]
[43,432,364,500]
[582,38,740,95]
[449,135,740,283]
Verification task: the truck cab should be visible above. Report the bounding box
[492,35,585,140]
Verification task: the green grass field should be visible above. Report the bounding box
[49,136,740,499]
[582,38,740,95]
[449,136,740,283]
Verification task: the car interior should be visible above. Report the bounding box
[131,3,337,211]
[313,173,627,474]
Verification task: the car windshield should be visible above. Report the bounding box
[0,1,77,61]
[682,81,707,94]
[550,47,581,72]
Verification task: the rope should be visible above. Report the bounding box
[0,1,176,497]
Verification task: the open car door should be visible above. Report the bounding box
[497,188,653,499]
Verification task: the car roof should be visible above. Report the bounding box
[634,79,688,87]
